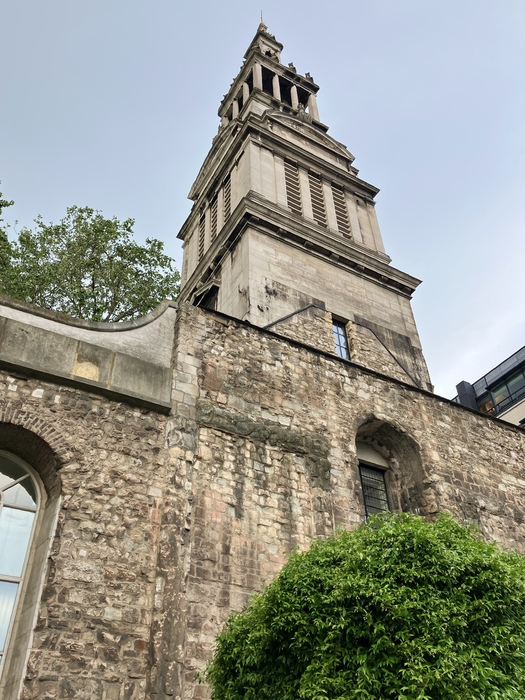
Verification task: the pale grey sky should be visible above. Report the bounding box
[1,0,524,398]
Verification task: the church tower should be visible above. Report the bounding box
[178,23,432,391]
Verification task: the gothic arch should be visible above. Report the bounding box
[0,423,63,699]
[0,403,73,494]
[355,417,429,516]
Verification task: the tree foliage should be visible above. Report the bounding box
[205,513,525,700]
[1,204,180,322]
[0,186,14,273]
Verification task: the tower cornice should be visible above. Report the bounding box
[187,110,373,208]
[178,193,420,309]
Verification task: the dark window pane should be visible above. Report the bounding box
[491,382,509,406]
[477,393,495,413]
[332,321,350,360]
[359,464,389,517]
[507,371,525,397]
[0,581,18,652]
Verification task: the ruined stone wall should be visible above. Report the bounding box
[150,304,525,700]
[0,370,169,700]
[3,302,525,700]
[346,320,432,389]
[270,304,335,355]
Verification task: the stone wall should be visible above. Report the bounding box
[2,302,525,700]
[0,369,169,700]
[153,304,525,699]
[270,303,335,355]
[348,319,432,389]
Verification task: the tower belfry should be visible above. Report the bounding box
[178,24,432,390]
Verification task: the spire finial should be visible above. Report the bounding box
[258,12,267,32]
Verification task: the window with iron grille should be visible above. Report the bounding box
[210,196,218,241]
[223,175,232,221]
[331,183,351,235]
[332,320,350,360]
[198,212,205,262]
[284,160,302,215]
[359,464,389,517]
[308,172,327,227]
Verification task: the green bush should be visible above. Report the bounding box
[205,513,525,699]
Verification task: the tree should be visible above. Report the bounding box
[0,205,180,322]
[0,186,14,277]
[205,513,525,700]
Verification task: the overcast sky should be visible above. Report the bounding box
[1,0,524,398]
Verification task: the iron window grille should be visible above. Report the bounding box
[359,463,389,518]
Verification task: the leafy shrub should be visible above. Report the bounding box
[205,513,525,699]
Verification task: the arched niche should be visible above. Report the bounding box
[355,418,426,516]
[0,425,62,700]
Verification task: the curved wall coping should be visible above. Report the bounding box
[0,295,178,332]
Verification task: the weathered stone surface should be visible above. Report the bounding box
[2,301,525,700]
[148,304,525,699]
[0,369,168,700]
[0,316,173,412]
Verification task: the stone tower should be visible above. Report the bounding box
[178,23,432,391]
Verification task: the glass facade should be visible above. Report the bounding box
[455,346,525,419]
[476,365,525,416]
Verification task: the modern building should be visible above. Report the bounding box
[454,345,525,426]
[1,24,525,700]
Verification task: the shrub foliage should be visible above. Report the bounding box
[206,513,525,699]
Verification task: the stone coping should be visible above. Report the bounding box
[0,295,178,332]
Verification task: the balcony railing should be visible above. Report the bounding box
[485,385,525,417]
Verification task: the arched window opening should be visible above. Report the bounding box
[355,420,427,517]
[0,453,39,675]
[357,443,390,518]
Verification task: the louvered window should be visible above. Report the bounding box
[223,175,231,221]
[198,212,205,262]
[332,184,351,236]
[308,172,327,227]
[210,196,218,241]
[284,160,302,215]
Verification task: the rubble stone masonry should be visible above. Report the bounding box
[2,303,525,700]
[0,371,169,700]
[152,304,525,700]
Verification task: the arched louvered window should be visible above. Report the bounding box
[0,453,39,675]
